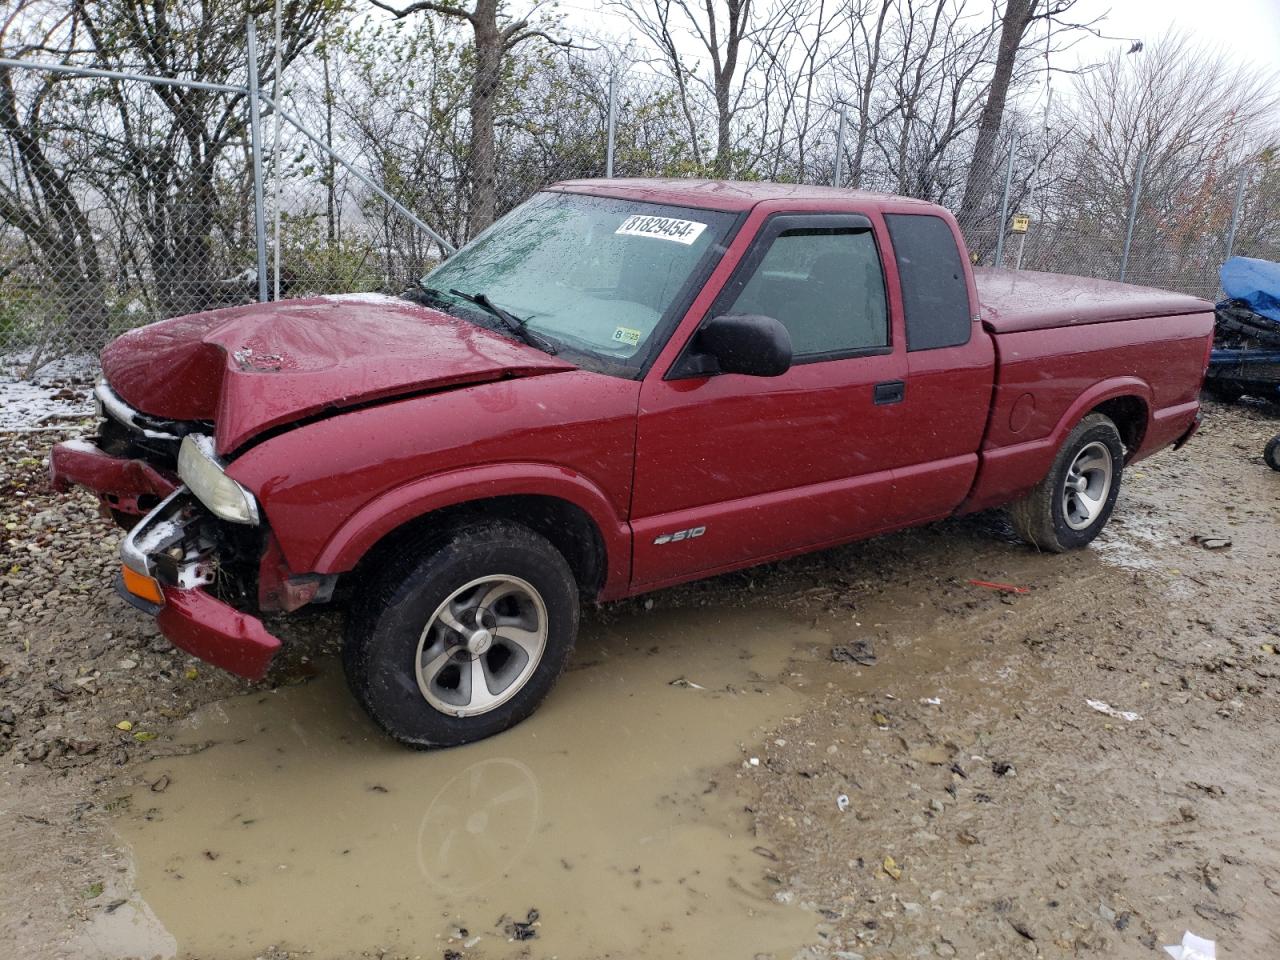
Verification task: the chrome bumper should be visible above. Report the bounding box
[120,489,218,590]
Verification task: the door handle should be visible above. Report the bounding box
[873,380,905,405]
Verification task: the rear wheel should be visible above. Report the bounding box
[344,520,579,748]
[1009,413,1124,553]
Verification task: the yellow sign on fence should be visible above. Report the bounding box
[1011,213,1031,234]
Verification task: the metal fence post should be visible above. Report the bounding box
[994,146,1015,268]
[832,104,847,187]
[245,22,270,303]
[605,68,617,178]
[1119,151,1147,283]
[271,0,284,301]
[1224,165,1248,261]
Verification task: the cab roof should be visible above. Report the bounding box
[551,177,941,214]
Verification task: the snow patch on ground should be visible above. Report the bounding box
[1,353,97,430]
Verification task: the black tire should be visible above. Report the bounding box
[1217,312,1280,347]
[1265,434,1280,472]
[1008,413,1124,553]
[344,519,579,748]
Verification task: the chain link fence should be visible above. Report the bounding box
[1,16,279,378]
[988,148,1280,301]
[2,12,1277,380]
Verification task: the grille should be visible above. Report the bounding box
[94,380,211,469]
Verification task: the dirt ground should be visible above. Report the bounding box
[2,399,1278,960]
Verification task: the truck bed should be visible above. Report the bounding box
[957,269,1215,516]
[974,268,1210,333]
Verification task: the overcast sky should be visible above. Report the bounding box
[552,0,1279,77]
[1070,0,1280,72]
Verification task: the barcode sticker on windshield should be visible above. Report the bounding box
[615,215,707,245]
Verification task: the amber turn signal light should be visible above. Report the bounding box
[121,564,165,606]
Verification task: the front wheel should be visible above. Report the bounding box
[1009,413,1124,553]
[344,520,580,748]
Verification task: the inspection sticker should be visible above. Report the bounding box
[612,326,643,346]
[615,214,707,245]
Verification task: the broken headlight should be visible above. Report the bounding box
[177,435,259,525]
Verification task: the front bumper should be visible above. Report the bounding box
[50,437,178,516]
[153,584,282,680]
[118,492,282,681]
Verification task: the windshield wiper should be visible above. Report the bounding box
[448,288,558,355]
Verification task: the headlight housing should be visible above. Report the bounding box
[178,435,259,525]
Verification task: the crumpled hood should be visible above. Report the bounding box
[101,292,573,454]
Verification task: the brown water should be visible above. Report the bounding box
[89,606,831,959]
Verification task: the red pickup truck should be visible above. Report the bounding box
[50,179,1213,747]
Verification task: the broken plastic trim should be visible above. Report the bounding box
[120,489,188,578]
[95,379,207,441]
[119,489,220,594]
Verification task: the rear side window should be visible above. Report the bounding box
[885,214,971,351]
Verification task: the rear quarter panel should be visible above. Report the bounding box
[961,310,1213,513]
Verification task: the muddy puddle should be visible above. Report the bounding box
[84,531,1122,960]
[88,606,828,959]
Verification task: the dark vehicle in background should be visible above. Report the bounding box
[1204,256,1280,404]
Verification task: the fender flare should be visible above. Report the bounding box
[1045,376,1153,455]
[311,462,632,595]
[958,376,1155,516]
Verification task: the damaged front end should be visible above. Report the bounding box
[49,380,199,521]
[54,382,336,681]
[118,491,279,679]
[116,489,334,681]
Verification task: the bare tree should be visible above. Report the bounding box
[334,16,474,251]
[611,0,781,177]
[822,0,999,202]
[1047,32,1279,290]
[956,0,1091,230]
[58,0,333,316]
[1232,145,1280,265]
[749,0,842,181]
[839,0,893,187]
[0,1,109,357]
[368,0,576,236]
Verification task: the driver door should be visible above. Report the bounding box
[630,213,908,588]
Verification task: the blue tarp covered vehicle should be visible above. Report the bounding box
[1221,256,1280,324]
[1205,256,1280,403]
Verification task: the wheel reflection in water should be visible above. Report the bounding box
[416,757,541,893]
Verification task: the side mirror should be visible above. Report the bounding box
[685,314,793,378]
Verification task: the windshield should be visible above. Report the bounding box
[422,192,737,373]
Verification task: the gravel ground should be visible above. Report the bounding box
[1,400,1278,959]
[0,419,333,955]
